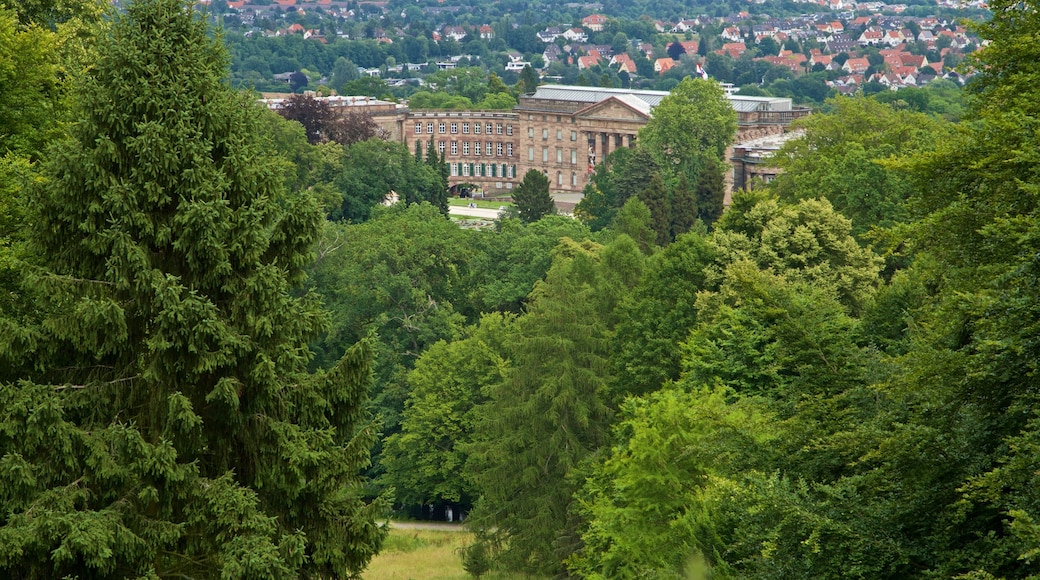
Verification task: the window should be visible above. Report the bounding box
[463,123,470,134]
[542,128,548,140]
[451,141,458,155]
[462,163,470,177]
[528,127,534,138]
[486,142,493,155]
[557,149,562,163]
[571,172,578,186]
[507,143,513,156]
[474,123,481,135]
[474,141,481,155]
[451,163,458,176]
[556,129,562,140]
[557,171,563,185]
[485,123,493,134]
[571,131,577,141]
[496,142,503,156]
[556,115,561,122]
[507,125,513,136]
[438,122,446,134]
[496,123,503,134]
[542,147,548,162]
[528,146,534,161]
[414,122,422,134]
[463,142,470,155]
[438,141,445,153]
[426,122,434,133]
[507,165,515,178]
[571,149,577,164]
[450,122,458,134]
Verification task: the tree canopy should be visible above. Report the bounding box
[0,0,387,576]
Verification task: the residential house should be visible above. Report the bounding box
[578,54,602,70]
[843,57,870,73]
[538,26,563,43]
[716,42,747,59]
[563,27,588,43]
[582,14,608,31]
[858,26,884,45]
[479,25,494,39]
[611,53,637,74]
[722,26,743,41]
[654,57,677,74]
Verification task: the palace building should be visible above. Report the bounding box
[403,84,809,195]
[269,84,809,197]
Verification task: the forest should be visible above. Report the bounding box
[4,0,1040,578]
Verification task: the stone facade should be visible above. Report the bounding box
[268,85,810,197]
[406,110,522,193]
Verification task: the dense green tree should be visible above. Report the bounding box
[611,197,657,256]
[467,238,616,575]
[512,168,556,223]
[0,1,388,577]
[711,192,883,315]
[768,97,949,239]
[380,313,515,509]
[464,215,592,315]
[610,228,715,397]
[669,174,698,238]
[331,138,445,222]
[637,173,672,245]
[309,203,470,436]
[638,77,737,190]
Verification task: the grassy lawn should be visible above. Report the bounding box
[448,198,512,209]
[364,527,544,580]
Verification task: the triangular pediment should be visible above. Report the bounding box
[574,96,651,122]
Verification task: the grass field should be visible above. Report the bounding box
[448,198,512,209]
[363,527,543,580]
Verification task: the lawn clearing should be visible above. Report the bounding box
[363,526,545,580]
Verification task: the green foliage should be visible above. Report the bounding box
[309,203,470,432]
[467,238,619,575]
[0,8,66,159]
[611,197,657,256]
[712,192,883,315]
[638,77,737,186]
[512,169,556,223]
[2,0,388,577]
[331,138,447,222]
[570,386,777,579]
[768,97,950,239]
[464,215,591,314]
[637,173,672,246]
[380,313,515,507]
[611,229,715,396]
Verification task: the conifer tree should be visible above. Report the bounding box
[512,169,556,223]
[0,0,387,576]
[638,173,672,245]
[670,174,698,237]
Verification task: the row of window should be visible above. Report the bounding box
[421,140,513,157]
[527,147,580,165]
[449,163,516,179]
[415,121,513,136]
[527,128,579,142]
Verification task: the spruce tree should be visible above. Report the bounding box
[670,174,698,238]
[637,173,672,245]
[512,169,556,223]
[0,0,387,577]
